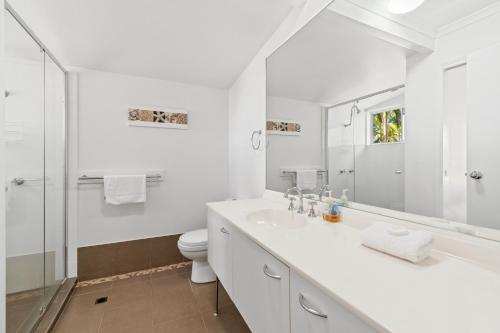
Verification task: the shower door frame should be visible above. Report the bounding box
[5,0,68,318]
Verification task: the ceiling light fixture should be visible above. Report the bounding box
[387,0,425,14]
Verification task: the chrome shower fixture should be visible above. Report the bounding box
[344,101,360,128]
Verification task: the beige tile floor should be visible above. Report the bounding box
[7,293,41,333]
[54,266,250,333]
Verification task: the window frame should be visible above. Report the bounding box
[366,104,405,145]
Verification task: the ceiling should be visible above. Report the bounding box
[346,0,500,36]
[267,10,409,104]
[267,0,499,104]
[8,0,292,88]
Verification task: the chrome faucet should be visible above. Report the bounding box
[318,184,331,202]
[284,187,305,214]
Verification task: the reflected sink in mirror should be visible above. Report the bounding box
[247,209,307,229]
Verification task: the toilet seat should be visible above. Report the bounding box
[178,242,207,252]
[178,228,208,251]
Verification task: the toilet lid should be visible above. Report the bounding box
[179,228,208,247]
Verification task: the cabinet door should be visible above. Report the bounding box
[207,208,233,297]
[233,231,290,333]
[290,271,377,333]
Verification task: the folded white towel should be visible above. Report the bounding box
[296,170,317,191]
[360,222,433,263]
[103,175,146,205]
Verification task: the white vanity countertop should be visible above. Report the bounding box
[207,196,500,333]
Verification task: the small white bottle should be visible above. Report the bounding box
[340,189,349,207]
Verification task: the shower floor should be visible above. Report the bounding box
[6,289,44,333]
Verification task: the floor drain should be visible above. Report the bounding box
[95,296,108,304]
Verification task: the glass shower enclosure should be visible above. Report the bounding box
[4,4,67,332]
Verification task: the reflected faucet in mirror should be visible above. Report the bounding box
[318,184,331,202]
[284,187,305,214]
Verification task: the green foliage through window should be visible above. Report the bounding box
[371,108,404,143]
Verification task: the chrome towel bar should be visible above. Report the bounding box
[78,174,163,184]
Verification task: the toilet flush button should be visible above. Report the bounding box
[388,228,409,236]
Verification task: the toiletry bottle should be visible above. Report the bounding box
[340,189,349,207]
[323,202,342,223]
[326,195,334,211]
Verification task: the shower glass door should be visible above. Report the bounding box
[5,7,67,333]
[5,10,46,332]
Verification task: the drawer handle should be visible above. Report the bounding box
[220,227,230,235]
[263,264,281,280]
[299,293,328,319]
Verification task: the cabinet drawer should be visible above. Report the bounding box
[290,271,377,333]
[233,231,290,333]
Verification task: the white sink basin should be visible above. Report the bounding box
[247,209,307,229]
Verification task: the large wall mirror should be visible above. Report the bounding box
[266,0,500,242]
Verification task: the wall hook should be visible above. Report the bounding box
[251,130,262,150]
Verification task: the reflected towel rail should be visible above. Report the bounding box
[78,174,163,185]
[11,177,47,185]
[280,170,328,177]
[280,170,328,189]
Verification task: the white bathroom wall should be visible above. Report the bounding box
[327,105,355,198]
[0,0,6,328]
[228,0,334,199]
[76,69,228,247]
[405,7,500,218]
[266,96,323,192]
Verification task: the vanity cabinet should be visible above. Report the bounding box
[290,271,376,333]
[207,208,234,298]
[232,230,290,333]
[208,209,377,333]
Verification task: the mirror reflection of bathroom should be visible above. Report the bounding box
[266,0,500,235]
[328,86,406,211]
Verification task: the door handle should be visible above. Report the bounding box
[469,171,483,180]
[263,264,281,280]
[220,227,230,235]
[298,293,328,318]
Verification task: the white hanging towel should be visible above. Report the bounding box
[296,170,317,191]
[103,175,146,205]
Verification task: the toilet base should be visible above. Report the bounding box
[191,259,216,283]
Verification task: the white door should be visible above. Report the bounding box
[467,44,500,229]
[442,64,467,223]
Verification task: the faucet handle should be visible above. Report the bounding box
[287,197,296,211]
[307,201,318,218]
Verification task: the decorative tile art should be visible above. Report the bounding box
[266,119,301,136]
[128,106,188,129]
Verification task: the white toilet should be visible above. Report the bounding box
[177,228,216,283]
